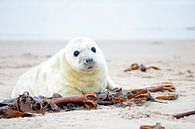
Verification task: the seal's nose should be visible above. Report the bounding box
[84,58,94,65]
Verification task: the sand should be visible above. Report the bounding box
[0,40,195,129]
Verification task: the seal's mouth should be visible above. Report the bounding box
[87,66,93,69]
[80,65,96,72]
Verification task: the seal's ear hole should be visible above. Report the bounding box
[91,47,96,53]
[73,50,80,57]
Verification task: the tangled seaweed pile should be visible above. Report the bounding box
[0,82,178,119]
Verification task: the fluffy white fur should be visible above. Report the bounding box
[11,37,118,98]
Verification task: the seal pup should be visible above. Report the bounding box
[11,37,118,98]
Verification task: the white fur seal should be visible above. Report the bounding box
[11,37,118,98]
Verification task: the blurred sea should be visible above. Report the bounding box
[0,0,195,40]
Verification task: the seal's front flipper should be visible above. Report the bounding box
[106,76,120,91]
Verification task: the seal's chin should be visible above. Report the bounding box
[79,65,97,72]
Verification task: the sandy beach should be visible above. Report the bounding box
[0,40,195,129]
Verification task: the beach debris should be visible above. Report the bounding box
[147,82,176,92]
[10,92,59,114]
[124,63,160,72]
[0,82,177,119]
[0,92,97,118]
[140,122,165,129]
[155,94,178,100]
[0,108,33,118]
[124,63,139,72]
[52,93,97,110]
[0,91,59,118]
[173,110,195,119]
[97,88,153,107]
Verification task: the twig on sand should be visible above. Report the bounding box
[173,110,195,119]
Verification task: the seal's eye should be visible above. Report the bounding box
[91,47,96,53]
[73,50,80,57]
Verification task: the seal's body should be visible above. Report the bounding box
[11,37,118,98]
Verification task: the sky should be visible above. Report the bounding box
[0,0,195,40]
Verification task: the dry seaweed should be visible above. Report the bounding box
[0,82,178,119]
[147,82,176,92]
[0,108,33,118]
[124,63,160,72]
[97,88,153,107]
[155,94,178,100]
[140,122,165,129]
[52,93,97,110]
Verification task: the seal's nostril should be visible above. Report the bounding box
[89,58,93,63]
[85,58,94,64]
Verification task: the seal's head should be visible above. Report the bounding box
[64,37,107,73]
